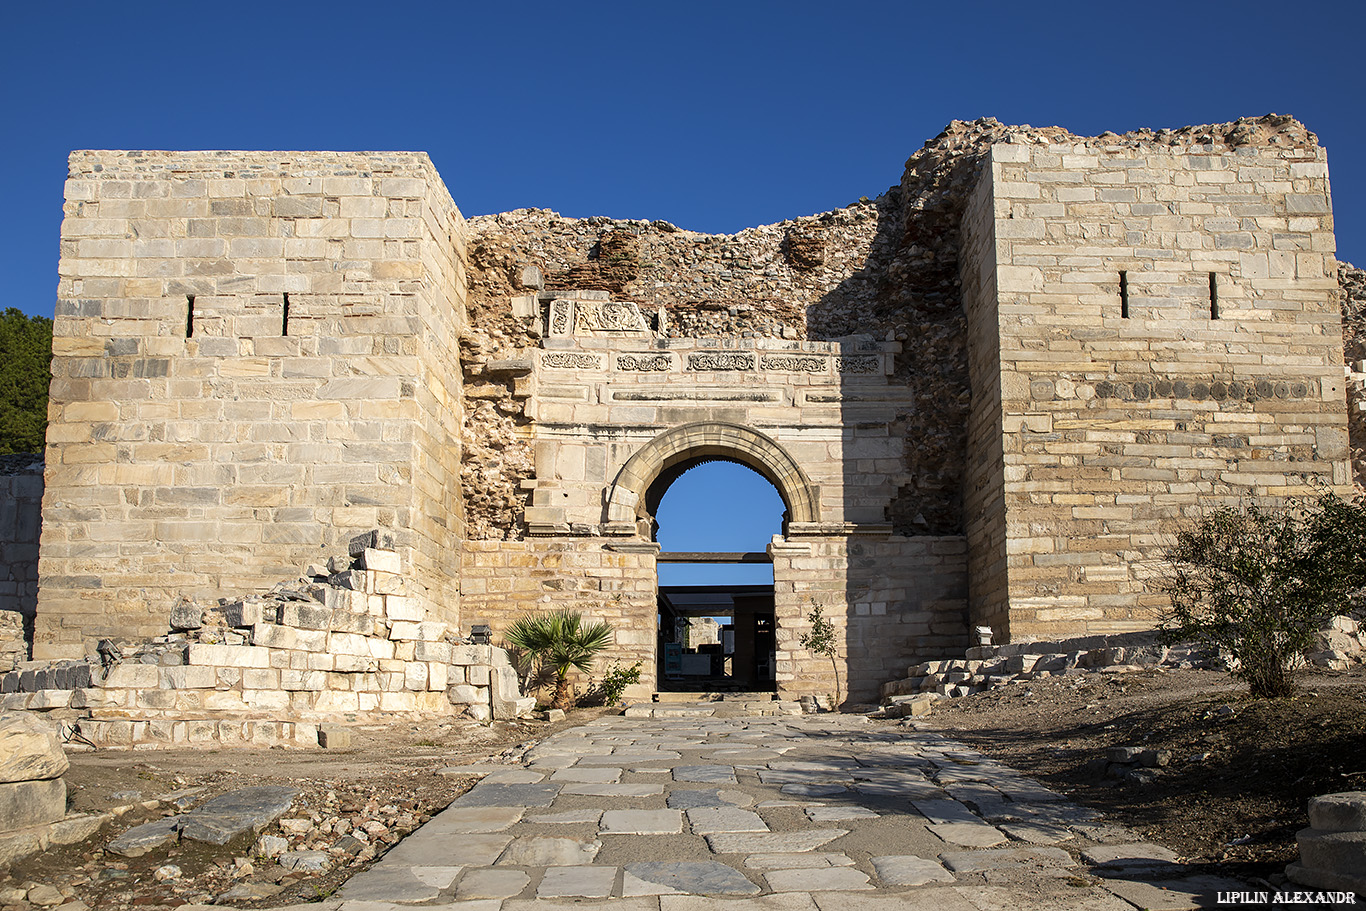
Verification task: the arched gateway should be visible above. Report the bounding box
[455,302,973,706]
[604,422,821,536]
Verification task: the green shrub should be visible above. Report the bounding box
[581,661,642,707]
[798,604,842,709]
[1160,490,1366,697]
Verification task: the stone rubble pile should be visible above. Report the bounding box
[0,531,534,748]
[0,712,108,865]
[1286,791,1366,895]
[880,618,1366,713]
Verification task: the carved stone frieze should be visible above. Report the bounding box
[541,351,603,370]
[761,354,827,373]
[617,353,673,372]
[548,300,574,336]
[688,352,755,371]
[574,301,649,334]
[835,356,880,374]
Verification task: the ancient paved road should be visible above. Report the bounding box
[322,707,1245,911]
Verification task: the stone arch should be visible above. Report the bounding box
[604,422,820,534]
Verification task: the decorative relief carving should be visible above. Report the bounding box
[688,352,755,371]
[1085,376,1317,402]
[761,355,827,373]
[574,301,649,333]
[548,300,573,336]
[541,351,602,370]
[617,353,673,372]
[836,356,880,374]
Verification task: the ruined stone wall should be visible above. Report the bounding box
[771,536,969,706]
[458,540,658,700]
[1341,262,1366,491]
[0,456,43,628]
[36,152,466,659]
[972,132,1348,640]
[960,168,1010,637]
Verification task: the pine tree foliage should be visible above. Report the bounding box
[0,309,53,455]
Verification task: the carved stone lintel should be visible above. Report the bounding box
[688,352,755,371]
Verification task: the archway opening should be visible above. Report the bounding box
[652,460,783,693]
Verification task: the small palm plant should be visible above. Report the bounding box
[503,610,614,711]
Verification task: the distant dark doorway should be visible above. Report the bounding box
[652,462,781,693]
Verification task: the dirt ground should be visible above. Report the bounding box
[0,711,611,911]
[923,665,1366,883]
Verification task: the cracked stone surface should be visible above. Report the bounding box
[327,708,1249,906]
[623,861,762,896]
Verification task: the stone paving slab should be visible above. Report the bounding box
[870,855,955,885]
[536,864,616,898]
[764,867,873,892]
[686,807,769,834]
[667,789,753,809]
[339,865,463,902]
[601,809,684,835]
[743,852,855,870]
[560,783,663,797]
[623,861,761,896]
[705,830,847,854]
[383,832,512,866]
[316,709,1259,909]
[496,836,602,866]
[455,868,530,899]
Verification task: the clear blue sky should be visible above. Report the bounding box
[5,1,1361,578]
[4,0,1364,323]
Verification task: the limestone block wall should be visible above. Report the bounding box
[771,536,969,706]
[970,138,1348,640]
[0,459,44,626]
[458,539,659,701]
[960,169,1009,636]
[36,152,466,659]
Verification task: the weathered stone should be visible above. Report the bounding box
[177,786,299,845]
[870,855,955,885]
[496,836,602,866]
[1307,791,1366,832]
[0,713,68,783]
[600,809,683,834]
[623,861,761,896]
[0,778,66,831]
[705,829,847,854]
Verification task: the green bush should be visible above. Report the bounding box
[1160,490,1366,697]
[798,604,842,710]
[581,661,642,707]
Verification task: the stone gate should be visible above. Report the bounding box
[24,115,1356,707]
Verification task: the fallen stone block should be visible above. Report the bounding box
[0,714,69,784]
[0,778,66,831]
[1307,791,1366,832]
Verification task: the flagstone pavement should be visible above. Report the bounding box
[288,707,1251,911]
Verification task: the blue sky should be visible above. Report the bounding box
[5,1,1361,577]
[4,0,1364,324]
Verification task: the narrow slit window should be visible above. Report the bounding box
[282,292,290,336]
[1209,273,1220,319]
[186,295,195,338]
[1119,271,1129,319]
